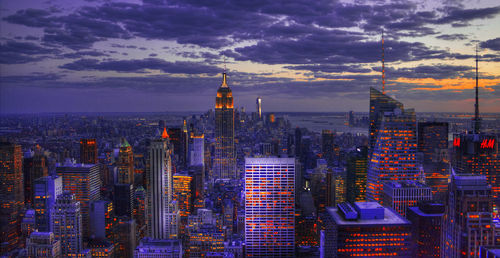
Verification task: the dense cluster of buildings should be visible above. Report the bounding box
[0,56,499,258]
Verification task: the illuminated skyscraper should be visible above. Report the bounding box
[441,172,495,257]
[407,202,445,257]
[256,96,262,120]
[214,73,236,180]
[321,202,413,257]
[173,172,192,235]
[366,93,419,203]
[56,162,101,238]
[23,152,49,205]
[346,146,368,203]
[80,139,98,164]
[117,138,134,185]
[147,129,179,239]
[89,200,115,241]
[382,180,432,217]
[33,175,63,232]
[51,192,90,257]
[369,87,404,154]
[0,142,24,253]
[451,51,499,215]
[189,133,204,167]
[321,130,335,166]
[418,122,449,200]
[245,157,295,257]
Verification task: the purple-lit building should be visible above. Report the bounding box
[321,202,413,257]
[245,157,295,257]
[407,202,445,257]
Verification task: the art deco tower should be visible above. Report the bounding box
[147,128,179,239]
[214,73,236,179]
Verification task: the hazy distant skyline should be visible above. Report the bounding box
[1,0,500,113]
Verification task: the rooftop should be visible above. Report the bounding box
[328,204,409,226]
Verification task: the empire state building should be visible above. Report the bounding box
[214,72,236,179]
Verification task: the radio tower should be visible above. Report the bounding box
[382,30,386,94]
[473,46,481,134]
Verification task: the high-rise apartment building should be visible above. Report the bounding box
[56,162,101,238]
[147,130,179,239]
[189,133,204,167]
[245,157,295,257]
[214,73,236,180]
[80,139,98,164]
[0,142,24,253]
[23,152,49,205]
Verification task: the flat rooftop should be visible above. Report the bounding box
[327,206,410,226]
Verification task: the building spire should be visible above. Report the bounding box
[382,30,386,94]
[221,56,228,88]
[473,45,481,134]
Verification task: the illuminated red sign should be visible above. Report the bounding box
[480,139,495,149]
[453,138,460,147]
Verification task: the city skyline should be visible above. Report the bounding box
[1,0,500,114]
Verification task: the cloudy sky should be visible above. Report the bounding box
[1,0,499,113]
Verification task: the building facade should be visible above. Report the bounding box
[214,73,236,179]
[245,157,295,257]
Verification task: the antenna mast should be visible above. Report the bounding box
[382,30,386,94]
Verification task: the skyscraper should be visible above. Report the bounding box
[89,200,114,241]
[451,51,499,215]
[56,162,101,238]
[441,172,495,257]
[382,180,432,217]
[368,87,404,154]
[189,133,204,167]
[245,157,295,257]
[147,129,179,239]
[23,152,49,205]
[346,146,368,203]
[214,72,236,180]
[117,138,134,185]
[366,92,419,203]
[51,192,90,257]
[407,202,445,257]
[321,202,413,257]
[321,130,335,166]
[80,139,98,164]
[26,231,61,258]
[256,96,262,120]
[33,175,63,232]
[418,122,449,200]
[0,142,24,253]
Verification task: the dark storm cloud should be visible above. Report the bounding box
[436,33,468,41]
[0,41,59,64]
[0,73,65,83]
[59,58,222,74]
[229,32,452,65]
[481,38,500,51]
[436,6,500,24]
[383,65,473,79]
[62,50,108,59]
[284,64,372,74]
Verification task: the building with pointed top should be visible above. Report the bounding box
[214,73,236,180]
[147,129,179,239]
[366,88,419,203]
[256,97,262,120]
[118,138,134,185]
